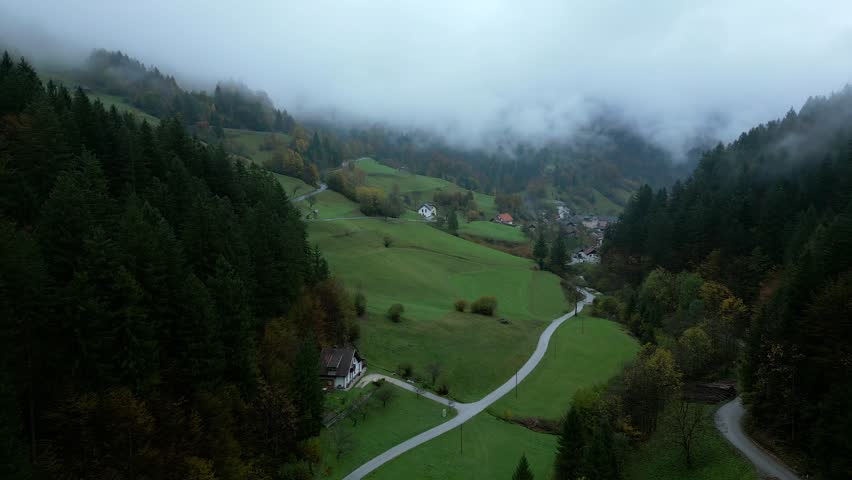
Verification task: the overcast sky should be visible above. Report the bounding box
[3,1,852,155]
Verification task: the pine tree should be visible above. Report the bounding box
[447,208,459,235]
[549,235,567,274]
[513,453,534,480]
[291,336,323,439]
[533,231,548,269]
[554,406,584,479]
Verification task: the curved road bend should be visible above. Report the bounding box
[342,289,595,480]
[292,182,327,202]
[715,397,802,480]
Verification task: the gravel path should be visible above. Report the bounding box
[341,289,594,480]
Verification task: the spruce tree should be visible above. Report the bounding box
[513,453,534,480]
[533,231,548,269]
[554,406,584,479]
[447,208,459,235]
[548,235,567,274]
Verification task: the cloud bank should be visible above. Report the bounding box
[3,0,852,156]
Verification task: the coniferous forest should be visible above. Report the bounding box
[0,52,359,479]
[601,88,852,478]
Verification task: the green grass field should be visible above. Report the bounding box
[320,384,455,480]
[492,316,638,420]
[355,159,498,219]
[366,413,559,480]
[308,218,568,401]
[303,189,362,219]
[272,173,313,199]
[91,93,161,124]
[458,220,528,243]
[224,128,291,166]
[366,316,638,480]
[625,405,758,480]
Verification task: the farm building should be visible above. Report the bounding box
[493,213,514,225]
[418,203,437,219]
[320,347,365,390]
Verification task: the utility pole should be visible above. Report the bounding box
[515,372,518,398]
[460,423,464,454]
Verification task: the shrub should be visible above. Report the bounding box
[436,384,449,395]
[398,363,413,378]
[471,296,498,316]
[383,235,393,248]
[453,299,468,312]
[347,322,360,343]
[387,303,404,322]
[354,291,367,316]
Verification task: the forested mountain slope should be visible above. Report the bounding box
[0,52,358,479]
[602,86,852,479]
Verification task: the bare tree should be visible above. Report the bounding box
[667,396,707,467]
[348,394,371,425]
[428,362,443,386]
[330,423,354,460]
[375,383,397,407]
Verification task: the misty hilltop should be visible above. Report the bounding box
[3,0,852,157]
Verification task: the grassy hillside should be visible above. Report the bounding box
[367,413,558,480]
[492,316,638,419]
[356,159,498,218]
[273,172,313,198]
[625,405,757,480]
[458,220,527,243]
[223,128,291,166]
[308,216,568,401]
[366,315,638,480]
[43,71,161,124]
[320,384,455,480]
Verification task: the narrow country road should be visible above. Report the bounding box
[342,289,595,480]
[715,397,802,480]
[292,182,327,202]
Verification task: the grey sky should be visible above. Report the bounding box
[3,0,852,155]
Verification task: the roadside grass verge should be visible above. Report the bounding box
[320,384,454,480]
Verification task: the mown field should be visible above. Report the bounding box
[308,213,568,401]
[365,315,639,480]
[492,316,638,420]
[458,220,527,243]
[320,383,455,480]
[355,158,498,219]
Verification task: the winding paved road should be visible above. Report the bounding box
[292,182,327,202]
[342,289,595,480]
[715,397,802,480]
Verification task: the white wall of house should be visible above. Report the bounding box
[418,205,436,218]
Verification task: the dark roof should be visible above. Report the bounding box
[319,347,361,378]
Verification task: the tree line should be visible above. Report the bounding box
[0,52,360,480]
[600,86,852,478]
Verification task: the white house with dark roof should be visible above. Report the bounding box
[418,203,437,219]
[320,347,365,390]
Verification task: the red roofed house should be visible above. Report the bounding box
[320,347,365,390]
[493,213,514,225]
